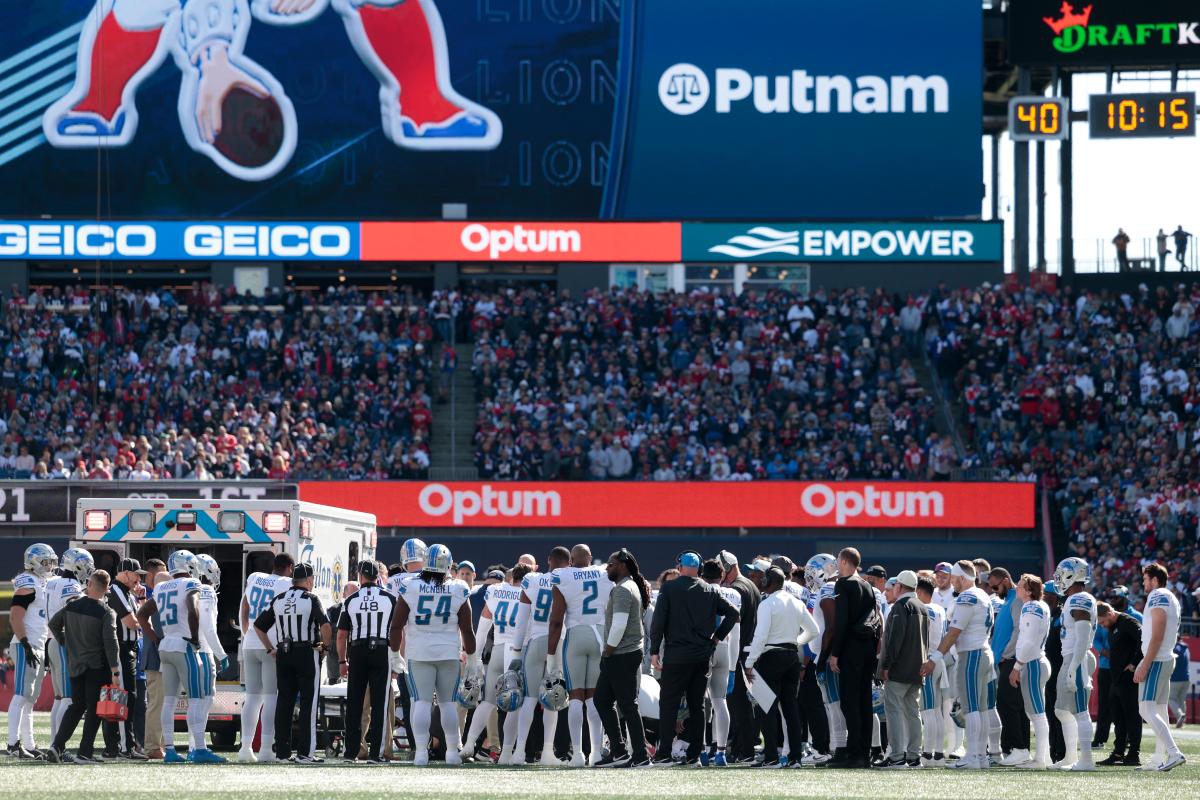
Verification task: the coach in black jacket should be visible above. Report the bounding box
[824,547,879,768]
[1098,602,1143,766]
[649,552,739,765]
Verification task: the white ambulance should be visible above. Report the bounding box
[73,498,376,748]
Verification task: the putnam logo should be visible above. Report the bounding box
[418,483,562,526]
[658,64,950,115]
[800,484,945,526]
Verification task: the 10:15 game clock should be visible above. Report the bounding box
[1088,92,1195,139]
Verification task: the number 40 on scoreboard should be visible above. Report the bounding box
[1008,97,1069,142]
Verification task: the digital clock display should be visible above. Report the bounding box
[1088,92,1195,139]
[1008,97,1069,142]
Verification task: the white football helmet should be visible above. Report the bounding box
[24,543,57,578]
[539,675,569,712]
[456,670,483,709]
[196,554,221,589]
[426,544,453,575]
[167,549,200,579]
[1053,557,1091,588]
[60,548,95,582]
[804,553,837,592]
[401,538,428,566]
[495,669,524,712]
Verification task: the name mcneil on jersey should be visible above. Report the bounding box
[659,63,950,116]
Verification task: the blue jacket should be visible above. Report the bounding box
[1094,625,1110,669]
[991,591,1019,663]
[1172,641,1190,683]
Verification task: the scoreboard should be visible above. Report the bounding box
[1008,91,1196,140]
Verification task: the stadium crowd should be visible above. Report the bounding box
[931,280,1200,606]
[468,286,950,482]
[0,283,437,482]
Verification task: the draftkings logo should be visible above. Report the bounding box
[1044,2,1200,53]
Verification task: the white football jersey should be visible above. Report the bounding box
[11,572,48,648]
[1142,588,1181,661]
[1059,591,1097,654]
[484,582,525,645]
[155,576,201,652]
[933,585,955,611]
[243,572,292,650]
[198,584,226,659]
[399,578,471,662]
[386,570,421,598]
[950,587,993,651]
[926,601,947,654]
[808,581,837,659]
[519,571,556,641]
[45,575,82,638]
[1014,600,1050,664]
[551,565,612,629]
[715,584,742,664]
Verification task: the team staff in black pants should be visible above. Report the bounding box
[254,564,333,764]
[648,551,739,766]
[744,567,819,767]
[44,571,121,763]
[825,547,881,769]
[717,552,760,763]
[1045,582,1066,763]
[592,549,652,768]
[336,562,397,764]
[1096,602,1144,766]
[104,558,148,760]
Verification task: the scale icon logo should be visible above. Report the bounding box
[658,63,710,115]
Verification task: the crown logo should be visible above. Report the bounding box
[1043,2,1093,35]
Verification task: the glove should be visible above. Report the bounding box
[507,657,523,673]
[20,638,38,668]
[218,656,230,672]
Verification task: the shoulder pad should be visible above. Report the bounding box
[956,593,977,605]
[14,573,36,589]
[521,575,533,590]
[1148,592,1171,607]
[550,572,562,586]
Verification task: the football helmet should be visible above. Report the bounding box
[495,668,524,712]
[60,548,95,582]
[167,549,200,579]
[426,544,453,575]
[803,553,837,592]
[1053,557,1091,588]
[401,538,428,566]
[539,675,569,712]
[196,553,221,589]
[456,670,483,709]
[24,543,57,578]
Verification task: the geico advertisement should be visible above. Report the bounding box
[299,482,1036,529]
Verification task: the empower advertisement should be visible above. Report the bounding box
[686,223,1003,262]
[0,1,979,220]
[298,481,1035,529]
[1009,0,1200,66]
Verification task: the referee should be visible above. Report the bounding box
[336,561,396,764]
[104,558,147,760]
[253,564,332,764]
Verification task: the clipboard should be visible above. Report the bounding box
[747,673,777,712]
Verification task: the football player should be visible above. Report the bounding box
[921,560,994,769]
[137,550,218,762]
[546,544,614,767]
[1009,573,1051,769]
[389,543,475,766]
[1134,562,1185,772]
[931,562,962,756]
[505,545,571,766]
[7,543,56,757]
[45,549,93,744]
[194,554,230,763]
[459,564,531,761]
[914,575,947,767]
[1051,556,1098,771]
[699,559,741,766]
[238,552,295,762]
[805,553,844,765]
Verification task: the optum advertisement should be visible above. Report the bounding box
[0,0,981,220]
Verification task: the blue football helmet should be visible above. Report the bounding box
[60,548,95,582]
[804,553,837,592]
[167,549,200,579]
[25,543,57,578]
[426,544,453,575]
[196,554,221,589]
[401,538,428,567]
[1053,557,1091,588]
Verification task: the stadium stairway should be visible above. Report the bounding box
[429,343,479,480]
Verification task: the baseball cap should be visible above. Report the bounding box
[716,551,738,571]
[678,552,702,569]
[745,559,770,573]
[356,561,379,580]
[896,570,919,589]
[486,569,506,582]
[119,558,147,575]
[884,577,898,589]
[292,563,315,580]
[771,556,796,574]
[934,561,953,574]
[865,565,888,579]
[458,560,476,574]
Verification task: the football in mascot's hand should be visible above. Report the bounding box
[213,87,284,169]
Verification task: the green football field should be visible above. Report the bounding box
[2,714,1198,799]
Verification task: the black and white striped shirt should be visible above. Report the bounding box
[107,582,141,645]
[337,585,396,641]
[255,587,328,644]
